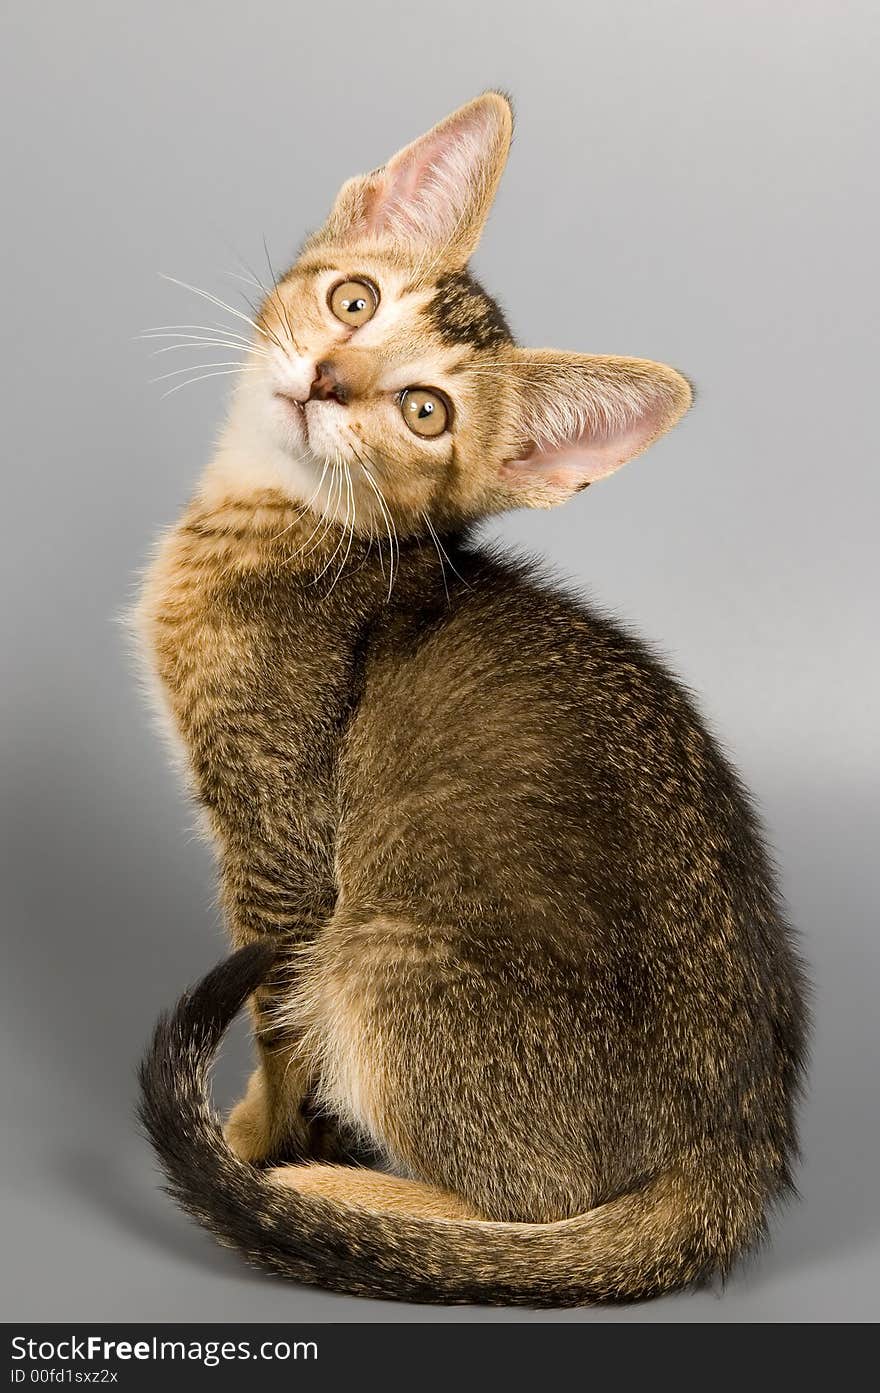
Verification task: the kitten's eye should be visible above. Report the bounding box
[328,278,378,326]
[399,388,449,438]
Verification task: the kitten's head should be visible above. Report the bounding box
[223,93,691,534]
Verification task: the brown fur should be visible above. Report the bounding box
[136,93,807,1305]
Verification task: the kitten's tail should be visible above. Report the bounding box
[138,943,774,1307]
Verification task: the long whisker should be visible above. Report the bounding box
[262,235,298,351]
[363,473,396,601]
[151,360,260,383]
[355,440,404,553]
[220,246,296,356]
[220,267,286,347]
[422,511,471,590]
[159,367,258,398]
[353,448,398,601]
[310,461,351,581]
[287,463,342,563]
[283,498,332,564]
[317,458,356,592]
[158,274,279,347]
[139,324,261,347]
[146,339,272,358]
[224,272,291,357]
[421,511,450,604]
[269,460,330,543]
[335,462,359,585]
[374,519,385,580]
[350,510,375,580]
[365,497,385,581]
[224,269,265,294]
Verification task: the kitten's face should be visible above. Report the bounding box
[251,247,518,533]
[223,94,691,536]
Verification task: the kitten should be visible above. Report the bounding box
[136,93,807,1305]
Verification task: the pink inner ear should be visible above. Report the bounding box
[364,135,446,237]
[364,105,499,246]
[502,417,661,494]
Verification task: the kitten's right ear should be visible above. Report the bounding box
[315,93,513,271]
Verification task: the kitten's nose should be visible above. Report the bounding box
[308,360,347,404]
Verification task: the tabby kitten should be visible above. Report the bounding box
[137,93,807,1305]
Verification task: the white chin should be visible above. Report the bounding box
[272,392,308,451]
[271,395,347,471]
[301,402,350,465]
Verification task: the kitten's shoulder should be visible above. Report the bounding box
[397,539,688,710]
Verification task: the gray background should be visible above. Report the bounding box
[1,0,877,1323]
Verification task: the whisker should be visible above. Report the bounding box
[356,442,404,550]
[238,290,289,356]
[422,511,471,590]
[158,273,279,347]
[151,360,259,383]
[353,447,398,601]
[224,269,265,293]
[331,461,359,590]
[315,457,355,589]
[366,501,385,581]
[159,367,255,398]
[219,246,294,356]
[269,460,330,543]
[421,511,450,604]
[350,510,375,579]
[226,283,290,357]
[262,234,299,351]
[286,464,342,563]
[139,323,260,347]
[147,339,272,358]
[303,462,345,571]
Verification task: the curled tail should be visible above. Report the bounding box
[138,943,775,1306]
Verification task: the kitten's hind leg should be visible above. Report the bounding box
[304,912,603,1223]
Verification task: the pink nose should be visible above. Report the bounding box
[308,361,347,404]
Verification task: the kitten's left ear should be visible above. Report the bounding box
[501,349,693,507]
[319,92,513,268]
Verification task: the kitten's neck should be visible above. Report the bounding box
[180,479,446,615]
[187,425,467,601]
[191,429,466,594]
[180,481,370,582]
[188,423,355,578]
[172,483,460,629]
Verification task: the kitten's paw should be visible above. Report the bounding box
[224,1066,313,1165]
[224,1089,276,1165]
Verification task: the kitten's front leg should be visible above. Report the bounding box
[226,991,372,1167]
[221,892,333,1167]
[221,872,357,1166]
[224,998,314,1165]
[138,512,362,1163]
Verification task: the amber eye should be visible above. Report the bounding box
[328,278,378,326]
[399,388,449,438]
